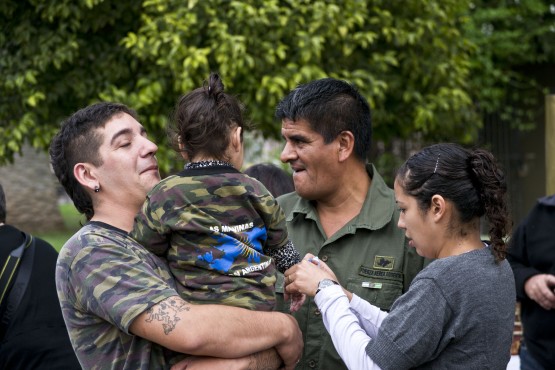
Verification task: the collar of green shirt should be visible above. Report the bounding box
[282,163,396,232]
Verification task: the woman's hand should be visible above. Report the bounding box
[284,253,339,297]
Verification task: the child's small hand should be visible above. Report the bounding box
[286,292,306,313]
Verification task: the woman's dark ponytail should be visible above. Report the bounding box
[468,149,510,262]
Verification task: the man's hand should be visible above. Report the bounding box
[131,296,303,360]
[274,314,303,370]
[524,273,555,310]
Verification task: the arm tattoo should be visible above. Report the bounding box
[144,297,191,335]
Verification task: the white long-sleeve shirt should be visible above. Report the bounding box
[314,285,385,370]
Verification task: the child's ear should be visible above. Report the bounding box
[231,126,242,152]
[178,135,189,154]
[178,135,184,151]
[177,136,189,160]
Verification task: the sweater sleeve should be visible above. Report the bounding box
[365,278,452,370]
[315,285,383,370]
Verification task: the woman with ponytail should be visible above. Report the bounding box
[285,143,516,369]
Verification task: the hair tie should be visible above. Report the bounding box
[467,155,484,199]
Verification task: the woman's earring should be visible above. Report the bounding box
[94,186,100,193]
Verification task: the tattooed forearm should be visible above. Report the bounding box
[145,297,191,335]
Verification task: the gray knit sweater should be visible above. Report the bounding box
[365,247,515,369]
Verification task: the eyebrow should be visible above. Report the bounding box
[110,128,133,146]
[109,126,147,146]
[284,133,308,142]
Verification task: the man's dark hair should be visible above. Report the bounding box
[49,102,138,220]
[275,77,372,162]
[0,183,6,223]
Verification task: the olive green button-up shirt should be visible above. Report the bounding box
[276,164,426,370]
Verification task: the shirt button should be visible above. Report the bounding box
[308,359,317,368]
[321,255,328,262]
[314,308,321,316]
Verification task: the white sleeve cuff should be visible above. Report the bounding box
[313,285,382,370]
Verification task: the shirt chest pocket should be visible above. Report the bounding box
[346,269,404,311]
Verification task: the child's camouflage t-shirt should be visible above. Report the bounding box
[131,165,300,311]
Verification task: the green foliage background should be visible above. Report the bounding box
[1,0,554,174]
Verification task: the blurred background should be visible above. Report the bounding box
[1,0,554,253]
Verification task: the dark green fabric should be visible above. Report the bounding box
[276,164,426,370]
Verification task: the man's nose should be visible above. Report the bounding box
[141,136,158,156]
[280,142,294,163]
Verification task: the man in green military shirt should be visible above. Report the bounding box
[275,78,426,369]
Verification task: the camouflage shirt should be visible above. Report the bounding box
[131,165,300,311]
[56,221,185,370]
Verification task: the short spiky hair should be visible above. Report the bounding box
[276,78,372,162]
[49,102,137,220]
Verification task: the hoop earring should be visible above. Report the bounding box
[94,186,100,193]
